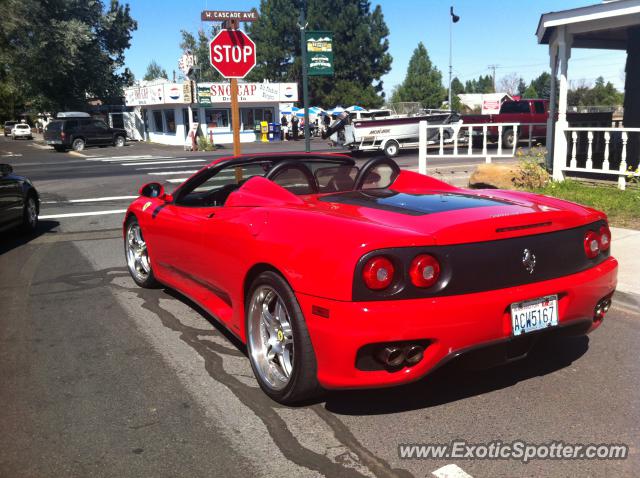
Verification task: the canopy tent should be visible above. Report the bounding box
[346,105,366,112]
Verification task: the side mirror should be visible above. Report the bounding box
[139,182,165,199]
[0,164,13,176]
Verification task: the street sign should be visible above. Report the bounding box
[305,31,333,76]
[209,29,257,79]
[201,10,258,22]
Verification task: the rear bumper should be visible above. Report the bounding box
[297,257,618,390]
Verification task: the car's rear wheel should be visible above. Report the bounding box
[124,216,159,288]
[21,195,38,233]
[72,138,85,151]
[114,135,126,147]
[502,128,518,149]
[246,271,320,404]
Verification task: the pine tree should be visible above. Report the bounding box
[143,60,168,81]
[390,42,445,109]
[246,0,392,108]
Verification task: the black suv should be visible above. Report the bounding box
[44,117,127,152]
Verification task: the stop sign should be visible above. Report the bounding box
[209,29,256,79]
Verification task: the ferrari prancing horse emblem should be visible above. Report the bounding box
[522,248,536,274]
[142,201,152,212]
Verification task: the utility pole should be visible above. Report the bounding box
[488,64,499,91]
[299,0,310,152]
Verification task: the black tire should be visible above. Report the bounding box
[383,140,400,158]
[20,194,38,233]
[246,271,321,404]
[53,145,66,152]
[71,137,85,151]
[114,135,126,148]
[124,216,160,288]
[502,128,518,149]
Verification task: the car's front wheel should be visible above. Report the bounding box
[124,216,159,288]
[72,138,85,151]
[246,271,320,404]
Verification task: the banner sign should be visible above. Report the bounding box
[305,31,333,76]
[196,82,298,104]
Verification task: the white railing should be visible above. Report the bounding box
[418,121,546,175]
[562,127,640,190]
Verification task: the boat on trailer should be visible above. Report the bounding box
[326,109,463,158]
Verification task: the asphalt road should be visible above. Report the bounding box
[1,136,638,477]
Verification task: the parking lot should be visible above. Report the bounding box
[1,136,639,477]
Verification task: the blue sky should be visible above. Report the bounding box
[124,0,627,95]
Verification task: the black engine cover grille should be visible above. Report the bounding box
[352,220,610,301]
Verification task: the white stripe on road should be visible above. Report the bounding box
[85,155,154,161]
[42,195,137,204]
[432,464,473,478]
[148,170,198,176]
[136,164,205,170]
[123,159,207,166]
[40,209,127,219]
[100,156,181,162]
[166,178,189,183]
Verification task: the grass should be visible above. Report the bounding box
[529,179,640,229]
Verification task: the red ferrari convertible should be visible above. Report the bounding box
[124,153,617,404]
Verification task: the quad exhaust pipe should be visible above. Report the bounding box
[376,344,425,367]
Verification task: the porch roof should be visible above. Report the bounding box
[537,0,640,50]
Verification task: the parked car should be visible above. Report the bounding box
[463,99,549,148]
[44,116,127,152]
[3,121,18,136]
[0,163,39,233]
[123,153,617,404]
[11,123,33,140]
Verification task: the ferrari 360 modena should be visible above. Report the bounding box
[123,153,617,404]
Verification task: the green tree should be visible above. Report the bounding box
[529,72,552,99]
[0,0,137,113]
[568,77,624,106]
[450,77,465,95]
[246,0,392,108]
[522,84,538,99]
[464,75,494,93]
[179,28,222,82]
[390,42,445,108]
[517,78,527,97]
[143,60,168,81]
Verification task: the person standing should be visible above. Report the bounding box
[291,115,299,141]
[281,114,289,141]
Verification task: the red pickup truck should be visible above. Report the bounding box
[462,99,549,148]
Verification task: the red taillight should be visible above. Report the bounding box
[584,230,600,259]
[409,254,441,288]
[362,256,394,290]
[599,225,611,251]
[60,131,66,139]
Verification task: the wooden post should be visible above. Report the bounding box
[230,78,241,156]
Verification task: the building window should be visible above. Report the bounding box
[153,110,164,133]
[165,109,176,134]
[240,107,275,130]
[205,108,229,128]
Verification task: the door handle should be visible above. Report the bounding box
[207,212,216,218]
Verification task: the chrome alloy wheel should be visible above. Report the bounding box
[125,222,151,283]
[247,286,295,390]
[25,197,37,228]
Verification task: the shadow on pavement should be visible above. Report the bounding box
[323,335,589,415]
[0,220,59,255]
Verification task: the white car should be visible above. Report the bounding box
[12,124,33,140]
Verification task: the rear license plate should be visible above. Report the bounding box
[47,140,62,144]
[510,295,558,336]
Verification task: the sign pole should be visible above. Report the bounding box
[229,19,242,156]
[299,3,310,153]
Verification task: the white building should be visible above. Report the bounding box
[123,80,298,146]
